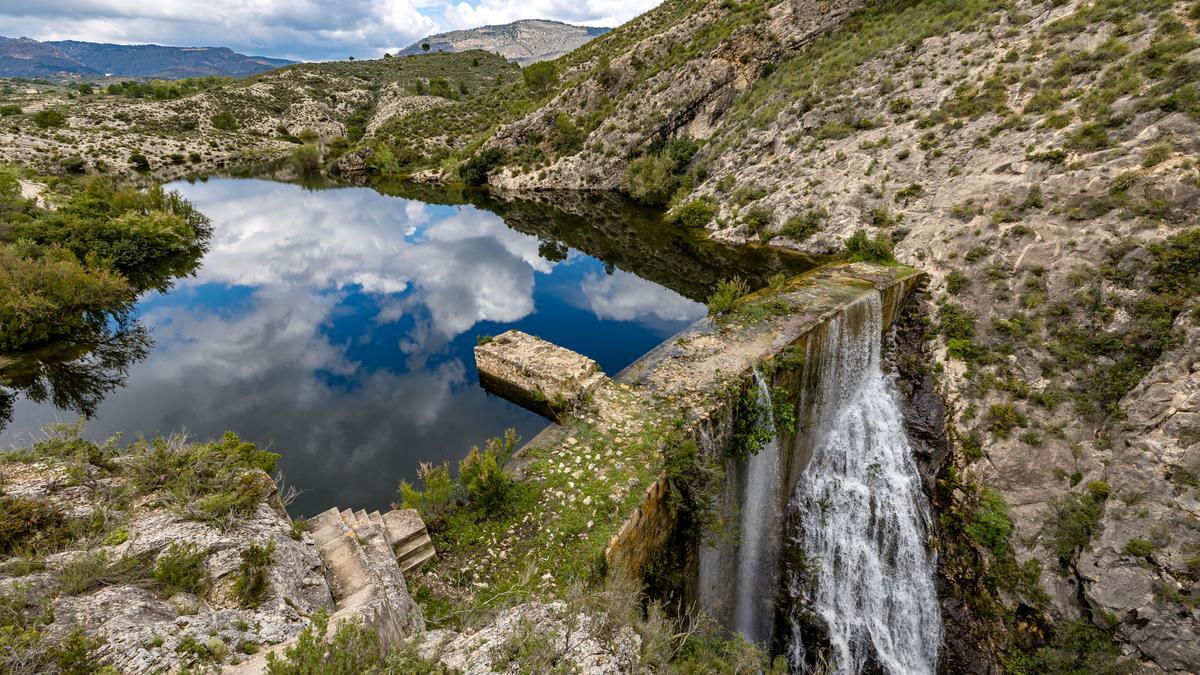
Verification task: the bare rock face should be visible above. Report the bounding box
[396,20,609,65]
[1075,313,1200,672]
[417,602,641,674]
[0,461,333,672]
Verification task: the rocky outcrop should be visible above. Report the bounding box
[417,601,641,674]
[1075,312,1200,672]
[397,20,609,65]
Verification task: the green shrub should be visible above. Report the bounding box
[0,105,20,116]
[153,543,209,597]
[946,270,969,294]
[844,229,894,263]
[0,496,70,555]
[290,144,321,173]
[742,205,773,238]
[965,489,1013,556]
[125,432,279,526]
[210,111,238,131]
[58,550,154,595]
[706,277,749,321]
[985,403,1027,439]
[399,462,455,524]
[624,153,679,205]
[889,98,913,114]
[33,110,66,128]
[128,152,150,172]
[232,540,275,608]
[1030,620,1136,674]
[265,609,452,674]
[781,207,827,241]
[458,429,519,517]
[458,148,505,186]
[1123,538,1156,557]
[522,61,558,93]
[670,200,715,228]
[0,245,131,351]
[1044,493,1104,562]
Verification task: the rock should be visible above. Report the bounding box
[415,602,640,674]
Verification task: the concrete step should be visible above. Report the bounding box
[399,545,436,574]
[393,533,433,562]
[339,508,356,529]
[382,509,427,547]
[354,509,369,526]
[368,511,391,547]
[316,529,373,601]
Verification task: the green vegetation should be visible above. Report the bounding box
[0,496,69,555]
[232,540,276,608]
[154,543,210,597]
[669,199,715,228]
[964,489,1012,556]
[400,428,524,525]
[266,610,451,673]
[623,139,700,205]
[780,207,827,242]
[1123,538,1157,557]
[705,277,749,321]
[844,229,894,263]
[210,111,238,131]
[1044,491,1105,563]
[32,109,66,128]
[0,171,211,352]
[521,61,558,93]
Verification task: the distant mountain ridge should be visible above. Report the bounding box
[397,19,609,65]
[0,36,294,79]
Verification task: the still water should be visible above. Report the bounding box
[1,179,817,516]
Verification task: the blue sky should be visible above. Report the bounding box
[0,0,663,62]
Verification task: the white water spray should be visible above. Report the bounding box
[789,293,941,674]
[732,370,783,645]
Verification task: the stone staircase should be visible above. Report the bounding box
[226,508,432,672]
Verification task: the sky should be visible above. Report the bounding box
[0,0,663,62]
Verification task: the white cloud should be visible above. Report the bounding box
[0,0,662,61]
[580,269,705,323]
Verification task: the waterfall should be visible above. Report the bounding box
[732,370,783,645]
[788,293,941,674]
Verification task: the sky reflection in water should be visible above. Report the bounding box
[1,179,706,515]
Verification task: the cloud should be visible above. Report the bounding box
[0,0,661,61]
[579,269,706,323]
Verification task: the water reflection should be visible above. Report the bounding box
[1,179,819,516]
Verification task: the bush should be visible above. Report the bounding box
[781,208,827,241]
[153,543,209,597]
[232,540,275,608]
[128,152,150,172]
[265,609,451,674]
[0,244,132,351]
[0,496,69,555]
[623,153,678,205]
[946,270,969,294]
[1044,493,1104,562]
[0,104,20,116]
[290,144,321,173]
[742,206,773,238]
[58,550,154,595]
[844,229,895,263]
[33,110,66,128]
[458,429,519,517]
[125,432,279,526]
[1123,538,1156,557]
[522,62,558,93]
[458,148,505,186]
[399,462,455,524]
[706,277,749,321]
[985,403,1027,439]
[210,111,238,131]
[669,200,715,228]
[965,489,1013,556]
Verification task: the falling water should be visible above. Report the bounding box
[788,293,941,674]
[732,370,783,645]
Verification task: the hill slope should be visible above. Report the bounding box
[0,37,294,79]
[396,19,609,64]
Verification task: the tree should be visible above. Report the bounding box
[522,61,558,93]
[421,42,431,52]
[33,109,66,129]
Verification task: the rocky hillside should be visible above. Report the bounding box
[0,37,293,80]
[0,50,521,178]
[429,0,1199,670]
[397,20,609,65]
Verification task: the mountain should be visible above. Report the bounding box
[0,36,294,79]
[0,36,96,77]
[396,19,609,65]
